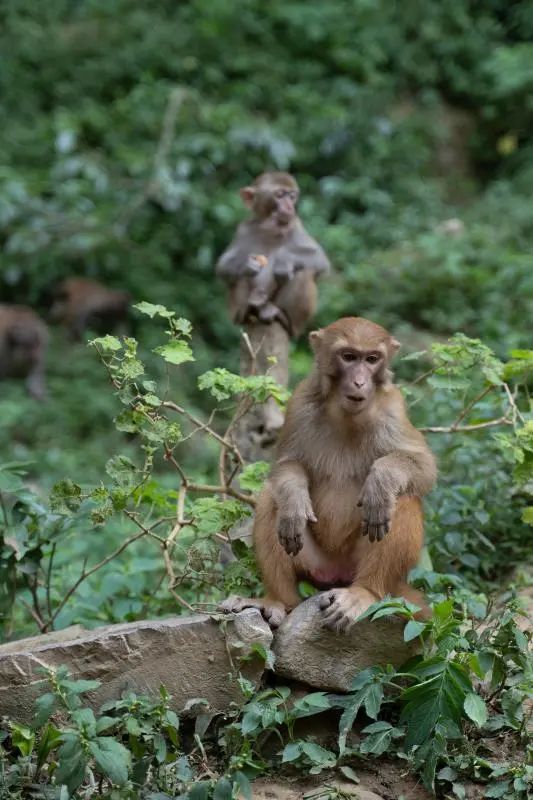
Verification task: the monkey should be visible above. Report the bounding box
[216,172,330,336]
[49,278,131,340]
[221,317,437,632]
[0,305,49,400]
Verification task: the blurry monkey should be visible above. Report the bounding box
[216,172,330,336]
[0,305,49,400]
[50,278,131,340]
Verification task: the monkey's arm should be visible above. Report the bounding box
[269,460,317,556]
[289,229,331,277]
[216,223,262,286]
[358,444,436,542]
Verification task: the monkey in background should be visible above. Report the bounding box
[0,305,49,400]
[216,172,330,336]
[49,278,131,340]
[221,317,437,631]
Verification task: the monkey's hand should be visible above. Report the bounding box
[357,476,395,543]
[273,260,296,283]
[277,500,317,556]
[244,254,268,276]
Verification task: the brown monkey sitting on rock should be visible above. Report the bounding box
[221,317,437,631]
[216,172,330,336]
[0,305,49,400]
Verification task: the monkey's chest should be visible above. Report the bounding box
[309,476,365,544]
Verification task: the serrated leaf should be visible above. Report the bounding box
[401,658,472,748]
[90,335,122,351]
[134,301,175,319]
[154,340,194,365]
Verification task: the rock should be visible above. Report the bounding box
[272,595,417,692]
[0,610,271,724]
[248,779,384,799]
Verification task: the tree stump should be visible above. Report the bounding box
[232,321,289,464]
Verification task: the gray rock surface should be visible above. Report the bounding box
[248,779,384,799]
[0,610,271,723]
[272,595,417,692]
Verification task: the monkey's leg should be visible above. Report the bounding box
[219,491,301,627]
[320,496,426,632]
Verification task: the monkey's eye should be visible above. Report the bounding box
[275,190,286,199]
[366,354,381,365]
[341,351,358,362]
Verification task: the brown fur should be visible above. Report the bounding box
[216,172,330,336]
[221,317,437,631]
[50,278,130,340]
[0,305,49,400]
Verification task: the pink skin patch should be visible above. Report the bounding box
[301,566,356,590]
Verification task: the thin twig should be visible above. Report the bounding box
[19,597,46,632]
[450,385,494,430]
[420,416,512,433]
[45,543,56,623]
[187,482,255,507]
[502,381,526,425]
[162,400,243,461]
[46,531,147,629]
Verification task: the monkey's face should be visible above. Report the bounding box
[256,186,299,234]
[333,346,387,414]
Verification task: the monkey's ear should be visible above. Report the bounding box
[309,329,324,352]
[239,186,256,208]
[390,337,401,354]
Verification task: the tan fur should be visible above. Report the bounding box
[216,172,330,336]
[220,317,436,631]
[50,278,130,340]
[0,304,48,399]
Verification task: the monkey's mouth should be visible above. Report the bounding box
[345,394,366,404]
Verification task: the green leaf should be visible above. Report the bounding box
[134,301,175,319]
[213,777,233,800]
[400,658,472,748]
[404,619,427,642]
[233,771,252,800]
[464,693,488,727]
[360,721,394,755]
[88,736,131,785]
[238,461,270,492]
[521,506,533,525]
[339,765,359,784]
[10,722,35,757]
[33,692,57,729]
[281,741,303,762]
[90,335,122,351]
[300,741,336,767]
[187,784,210,800]
[154,339,194,365]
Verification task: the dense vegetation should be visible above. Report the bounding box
[0,1,531,798]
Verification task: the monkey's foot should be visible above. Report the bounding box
[218,595,287,628]
[319,587,376,633]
